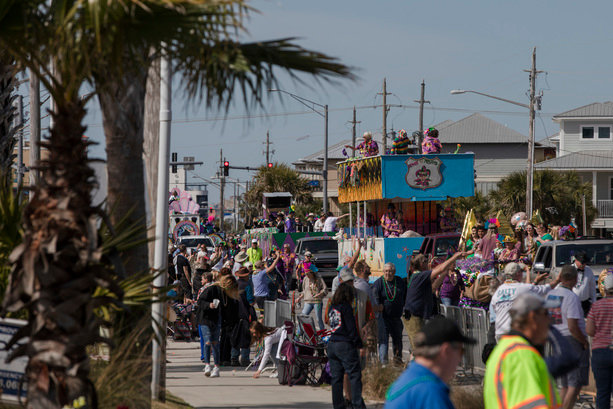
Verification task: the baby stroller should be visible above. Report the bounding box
[168,303,194,341]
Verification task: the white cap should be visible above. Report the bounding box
[604,273,613,291]
[251,239,258,243]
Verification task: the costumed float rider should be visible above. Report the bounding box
[381,203,403,238]
[421,127,442,154]
[345,131,379,157]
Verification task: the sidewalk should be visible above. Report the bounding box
[165,339,335,409]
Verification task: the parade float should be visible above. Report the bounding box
[336,151,475,278]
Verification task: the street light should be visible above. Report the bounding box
[269,89,329,214]
[451,88,535,217]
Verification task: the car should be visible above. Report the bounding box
[413,233,461,267]
[176,235,216,254]
[532,239,613,282]
[294,237,339,285]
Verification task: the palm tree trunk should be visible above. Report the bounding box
[4,99,109,408]
[98,73,149,277]
[0,55,17,182]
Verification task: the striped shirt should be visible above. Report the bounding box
[587,297,613,349]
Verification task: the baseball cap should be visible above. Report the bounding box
[339,267,355,282]
[503,262,523,278]
[251,239,258,243]
[510,292,561,318]
[172,280,181,286]
[604,273,613,291]
[304,251,313,257]
[416,316,476,346]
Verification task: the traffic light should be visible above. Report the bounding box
[171,152,177,173]
[223,161,229,176]
[267,163,273,168]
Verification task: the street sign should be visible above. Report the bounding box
[0,318,27,403]
[308,180,320,187]
[183,156,195,171]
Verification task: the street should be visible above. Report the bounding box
[166,339,384,409]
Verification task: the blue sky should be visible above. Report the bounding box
[30,0,613,205]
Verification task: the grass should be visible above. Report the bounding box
[153,392,193,409]
[361,363,403,402]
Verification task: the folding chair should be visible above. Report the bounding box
[296,314,330,345]
[283,317,327,386]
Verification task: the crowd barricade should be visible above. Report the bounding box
[264,299,293,328]
[439,304,490,374]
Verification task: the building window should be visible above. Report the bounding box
[610,177,613,200]
[581,125,611,139]
[598,126,611,139]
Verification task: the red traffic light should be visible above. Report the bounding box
[223,161,229,167]
[267,163,273,168]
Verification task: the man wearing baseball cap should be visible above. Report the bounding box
[384,317,475,409]
[246,239,263,265]
[484,292,562,409]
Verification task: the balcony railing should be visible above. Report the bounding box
[597,200,613,218]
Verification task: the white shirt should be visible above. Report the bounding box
[314,219,324,232]
[572,263,596,303]
[258,327,286,372]
[323,217,339,232]
[491,282,552,337]
[547,286,586,337]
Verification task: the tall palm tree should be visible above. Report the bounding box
[0,2,123,406]
[89,1,354,278]
[0,52,17,182]
[0,1,353,406]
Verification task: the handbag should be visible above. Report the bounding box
[466,274,494,304]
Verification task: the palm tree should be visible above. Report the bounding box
[89,1,354,277]
[488,169,596,228]
[243,163,316,220]
[0,1,353,406]
[0,2,123,406]
[0,52,17,182]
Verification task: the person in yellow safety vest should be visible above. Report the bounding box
[484,292,562,409]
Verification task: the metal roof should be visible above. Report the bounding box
[534,150,613,170]
[294,139,351,164]
[553,102,613,119]
[436,113,527,143]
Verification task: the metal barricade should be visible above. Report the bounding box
[263,300,277,327]
[276,299,292,326]
[439,304,489,374]
[264,299,292,328]
[462,307,490,372]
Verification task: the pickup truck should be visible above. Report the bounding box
[294,237,339,285]
[413,233,461,267]
[532,239,613,281]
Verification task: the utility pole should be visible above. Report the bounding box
[381,78,389,153]
[263,130,274,164]
[29,70,40,185]
[233,181,238,231]
[151,46,172,402]
[349,107,361,150]
[524,47,542,218]
[219,148,225,231]
[413,80,430,150]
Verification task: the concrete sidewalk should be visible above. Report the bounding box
[165,339,337,409]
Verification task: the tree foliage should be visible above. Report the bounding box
[451,170,597,230]
[243,164,317,220]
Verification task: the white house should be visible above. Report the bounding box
[535,102,613,235]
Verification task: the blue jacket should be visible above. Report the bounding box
[385,362,455,409]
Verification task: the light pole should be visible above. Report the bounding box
[450,89,535,217]
[269,89,329,214]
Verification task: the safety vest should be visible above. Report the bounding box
[484,335,561,409]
